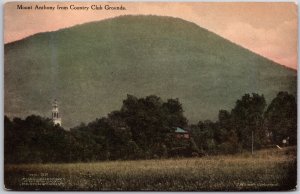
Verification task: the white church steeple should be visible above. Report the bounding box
[52,99,62,126]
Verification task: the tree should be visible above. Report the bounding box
[120,94,188,157]
[190,120,218,154]
[4,115,71,163]
[162,98,188,128]
[231,93,267,150]
[215,110,241,154]
[264,92,297,145]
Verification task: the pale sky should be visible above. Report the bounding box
[4,2,298,69]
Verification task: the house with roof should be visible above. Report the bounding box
[174,127,190,139]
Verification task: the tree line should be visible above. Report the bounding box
[191,91,296,154]
[4,91,296,164]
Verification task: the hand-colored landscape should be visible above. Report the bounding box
[4,3,297,191]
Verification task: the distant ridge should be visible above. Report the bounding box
[5,15,297,128]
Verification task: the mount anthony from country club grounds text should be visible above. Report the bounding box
[4,15,297,128]
[16,4,126,11]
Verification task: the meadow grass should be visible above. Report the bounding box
[4,146,296,191]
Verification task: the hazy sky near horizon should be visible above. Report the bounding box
[4,2,298,69]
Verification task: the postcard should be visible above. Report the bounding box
[4,1,297,191]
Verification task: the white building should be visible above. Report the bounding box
[52,99,62,126]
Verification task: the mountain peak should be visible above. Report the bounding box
[5,15,296,128]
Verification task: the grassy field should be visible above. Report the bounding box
[4,146,296,191]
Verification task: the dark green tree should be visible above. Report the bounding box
[190,120,218,154]
[231,93,267,150]
[162,98,188,128]
[216,110,241,154]
[120,94,188,157]
[264,92,297,145]
[4,115,72,163]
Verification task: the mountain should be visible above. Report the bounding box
[4,15,297,128]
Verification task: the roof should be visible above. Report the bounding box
[174,127,188,133]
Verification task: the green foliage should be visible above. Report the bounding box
[190,120,219,154]
[264,92,297,145]
[231,93,267,150]
[4,92,297,163]
[191,92,296,154]
[120,95,188,154]
[4,115,72,163]
[4,94,193,163]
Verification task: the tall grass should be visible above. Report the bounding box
[4,146,296,191]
